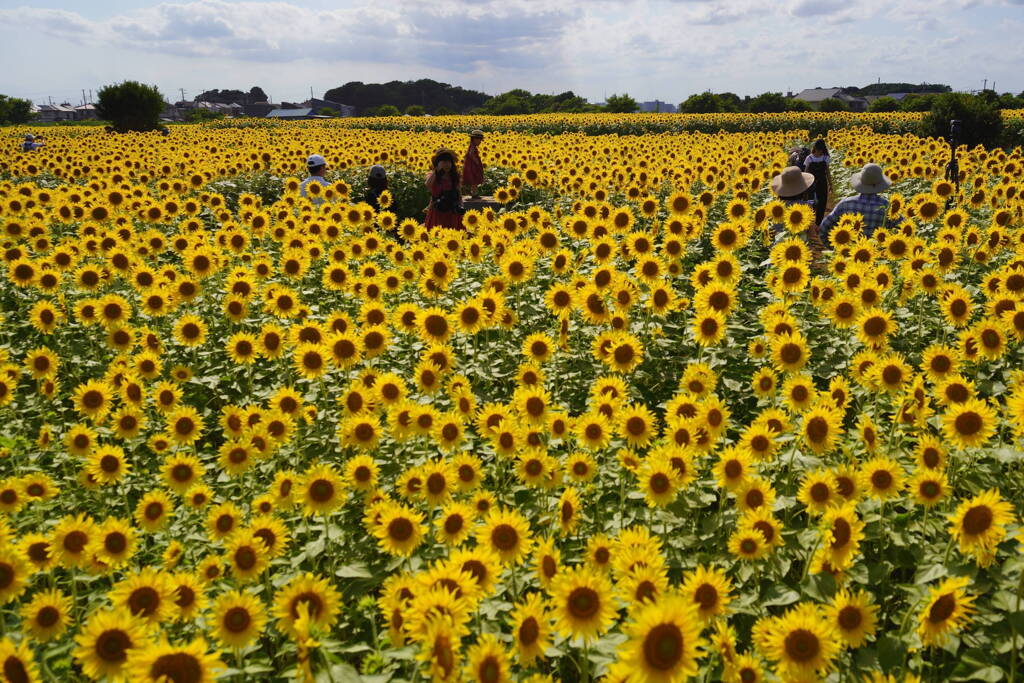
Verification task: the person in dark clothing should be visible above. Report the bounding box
[425,148,463,230]
[803,139,831,225]
[366,165,388,211]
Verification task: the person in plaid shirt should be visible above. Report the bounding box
[819,163,898,245]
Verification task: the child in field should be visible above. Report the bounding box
[425,148,463,229]
[300,153,329,206]
[769,166,817,242]
[462,130,484,199]
[803,139,831,225]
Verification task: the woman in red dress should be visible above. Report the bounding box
[462,130,484,198]
[425,148,464,230]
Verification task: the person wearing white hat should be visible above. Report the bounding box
[300,153,330,205]
[819,163,896,245]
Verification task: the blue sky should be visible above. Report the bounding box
[1,0,1022,107]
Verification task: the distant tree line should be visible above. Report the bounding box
[193,87,267,104]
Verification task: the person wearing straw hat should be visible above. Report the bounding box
[21,134,43,152]
[768,165,817,243]
[462,130,485,199]
[425,147,464,229]
[819,163,896,245]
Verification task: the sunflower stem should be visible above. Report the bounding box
[1010,569,1024,682]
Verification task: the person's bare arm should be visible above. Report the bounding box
[425,172,436,190]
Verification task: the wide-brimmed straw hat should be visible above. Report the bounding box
[432,147,456,167]
[851,163,891,194]
[469,129,485,139]
[771,166,815,198]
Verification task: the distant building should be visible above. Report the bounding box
[792,88,868,112]
[74,104,98,120]
[35,103,76,122]
[266,108,328,120]
[639,100,677,113]
[302,98,355,117]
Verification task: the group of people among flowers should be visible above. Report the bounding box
[299,129,898,247]
[771,138,898,249]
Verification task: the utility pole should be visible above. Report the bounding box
[82,89,86,106]
[180,88,186,103]
[310,86,314,101]
[983,78,987,91]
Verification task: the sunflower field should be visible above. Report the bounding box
[0,116,1022,683]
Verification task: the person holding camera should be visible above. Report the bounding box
[425,148,464,229]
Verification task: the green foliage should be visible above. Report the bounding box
[317,107,339,117]
[819,98,850,112]
[679,92,724,114]
[371,104,401,117]
[785,99,814,112]
[324,79,488,116]
[604,93,639,113]
[95,80,165,132]
[919,93,1004,148]
[476,90,596,115]
[404,105,425,117]
[748,92,789,114]
[0,94,33,124]
[194,87,267,104]
[184,108,224,123]
[847,82,951,96]
[899,94,937,112]
[869,97,900,113]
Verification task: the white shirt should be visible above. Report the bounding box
[300,175,329,205]
[804,154,829,169]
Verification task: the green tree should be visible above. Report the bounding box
[0,94,34,124]
[678,92,722,114]
[998,93,1024,110]
[405,105,425,116]
[317,107,339,117]
[786,99,814,112]
[747,92,788,113]
[372,104,401,117]
[604,93,639,113]
[819,98,850,112]
[96,81,165,132]
[919,93,1003,149]
[899,94,935,112]
[868,96,900,112]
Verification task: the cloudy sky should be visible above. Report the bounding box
[1,0,1022,106]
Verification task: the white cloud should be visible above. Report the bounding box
[0,0,1020,104]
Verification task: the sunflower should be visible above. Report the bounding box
[910,468,949,508]
[714,447,752,491]
[681,565,732,623]
[91,517,137,568]
[826,588,877,648]
[638,455,679,508]
[274,572,341,638]
[941,398,996,449]
[417,616,461,681]
[109,567,176,627]
[226,530,269,583]
[692,309,727,346]
[802,405,843,454]
[477,507,533,565]
[0,636,40,682]
[52,514,97,568]
[574,412,612,451]
[173,314,207,347]
[126,637,222,683]
[948,488,1015,567]
[917,576,976,647]
[73,379,112,419]
[87,444,131,485]
[463,633,511,683]
[761,603,840,680]
[798,469,838,516]
[818,502,864,570]
[617,591,703,682]
[74,608,150,682]
[165,405,204,445]
[551,565,616,643]
[509,592,551,665]
[374,502,425,557]
[301,463,347,516]
[618,403,658,447]
[0,546,29,606]
[212,590,267,650]
[19,588,72,642]
[856,309,895,347]
[728,529,767,561]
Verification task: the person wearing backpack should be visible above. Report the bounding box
[803,139,831,225]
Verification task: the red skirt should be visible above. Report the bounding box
[425,208,463,230]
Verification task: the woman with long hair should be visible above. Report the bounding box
[425,148,464,229]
